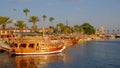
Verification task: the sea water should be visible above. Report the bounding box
[0,39,120,68]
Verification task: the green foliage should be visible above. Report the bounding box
[0,14,96,36]
[29,16,40,25]
[56,23,64,34]
[29,16,40,31]
[0,16,12,29]
[14,20,26,29]
[49,17,55,23]
[56,23,64,30]
[81,23,95,35]
[62,26,73,34]
[48,26,55,34]
[23,8,30,16]
[42,15,47,21]
[74,25,83,33]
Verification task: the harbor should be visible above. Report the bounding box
[1,0,120,68]
[0,39,120,68]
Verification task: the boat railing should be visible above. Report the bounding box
[13,38,41,42]
[12,36,64,46]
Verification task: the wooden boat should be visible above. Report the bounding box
[10,36,66,56]
[60,35,79,46]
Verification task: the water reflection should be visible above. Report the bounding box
[1,40,120,68]
[14,53,65,68]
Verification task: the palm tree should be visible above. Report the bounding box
[0,16,2,22]
[48,26,54,35]
[42,15,47,22]
[49,17,55,34]
[57,23,64,29]
[81,23,95,35]
[74,25,79,33]
[23,8,30,28]
[23,8,30,17]
[42,15,47,35]
[62,26,73,35]
[74,25,83,34]
[0,17,12,29]
[14,20,26,30]
[56,23,64,34]
[49,17,54,23]
[29,16,40,31]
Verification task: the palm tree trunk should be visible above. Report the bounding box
[33,22,37,31]
[43,20,45,36]
[2,24,6,30]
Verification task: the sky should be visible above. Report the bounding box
[0,0,120,31]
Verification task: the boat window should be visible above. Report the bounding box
[20,43,26,48]
[28,44,34,48]
[37,43,39,46]
[14,43,18,48]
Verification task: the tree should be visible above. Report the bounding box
[0,17,12,29]
[23,8,30,17]
[74,25,83,34]
[48,26,55,35]
[14,20,26,30]
[29,16,40,31]
[42,15,47,22]
[81,23,95,35]
[23,8,30,28]
[56,23,64,34]
[42,15,47,26]
[42,15,47,35]
[62,26,73,35]
[49,17,55,34]
[49,17,55,23]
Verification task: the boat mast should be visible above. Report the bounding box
[13,8,17,32]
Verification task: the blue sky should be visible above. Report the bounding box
[0,0,120,31]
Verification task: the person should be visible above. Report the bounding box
[9,32,14,44]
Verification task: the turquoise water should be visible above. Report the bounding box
[0,39,120,68]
